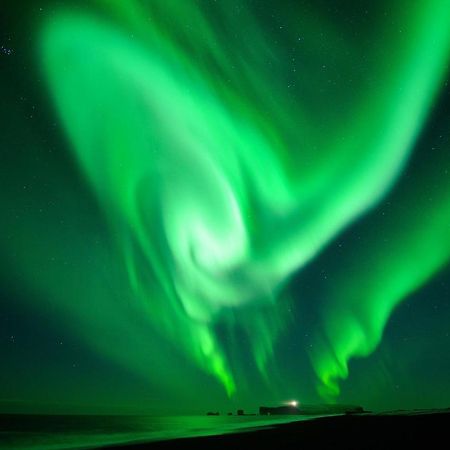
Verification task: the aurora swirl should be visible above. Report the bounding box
[1,0,450,411]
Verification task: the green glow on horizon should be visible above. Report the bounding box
[36,0,450,399]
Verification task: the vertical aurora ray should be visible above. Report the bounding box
[33,0,450,399]
[309,179,450,398]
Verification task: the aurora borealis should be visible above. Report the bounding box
[1,0,450,413]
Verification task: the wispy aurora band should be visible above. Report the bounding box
[40,0,450,398]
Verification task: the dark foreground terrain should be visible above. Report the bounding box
[104,410,450,450]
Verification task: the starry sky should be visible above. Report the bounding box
[1,0,450,414]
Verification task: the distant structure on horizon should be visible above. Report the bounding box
[259,404,365,416]
[206,404,366,417]
[205,409,256,416]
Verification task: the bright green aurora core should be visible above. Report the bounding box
[1,0,450,412]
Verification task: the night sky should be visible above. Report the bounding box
[1,0,450,415]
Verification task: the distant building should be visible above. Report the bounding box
[259,404,365,416]
[260,405,299,415]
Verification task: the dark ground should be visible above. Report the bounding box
[103,411,450,450]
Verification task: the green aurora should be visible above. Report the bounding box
[1,0,450,412]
